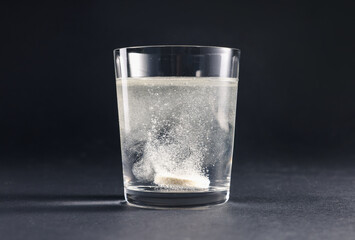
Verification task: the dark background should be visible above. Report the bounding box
[2,0,354,161]
[1,0,354,239]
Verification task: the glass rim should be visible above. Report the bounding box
[113,45,240,53]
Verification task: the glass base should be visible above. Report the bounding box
[125,187,229,209]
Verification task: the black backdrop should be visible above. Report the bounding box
[1,0,354,165]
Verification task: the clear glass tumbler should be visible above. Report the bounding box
[114,45,240,208]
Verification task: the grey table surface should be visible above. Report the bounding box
[1,156,354,240]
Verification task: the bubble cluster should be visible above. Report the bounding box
[117,77,238,190]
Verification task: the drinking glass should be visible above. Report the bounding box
[114,45,240,208]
